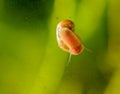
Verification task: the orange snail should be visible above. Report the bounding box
[56,19,84,55]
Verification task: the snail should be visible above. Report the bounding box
[56,19,84,55]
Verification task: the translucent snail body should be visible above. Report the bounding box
[56,20,84,55]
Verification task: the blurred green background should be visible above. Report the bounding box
[0,0,120,94]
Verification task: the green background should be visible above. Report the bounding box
[0,0,120,94]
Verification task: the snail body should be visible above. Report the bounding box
[56,20,84,55]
